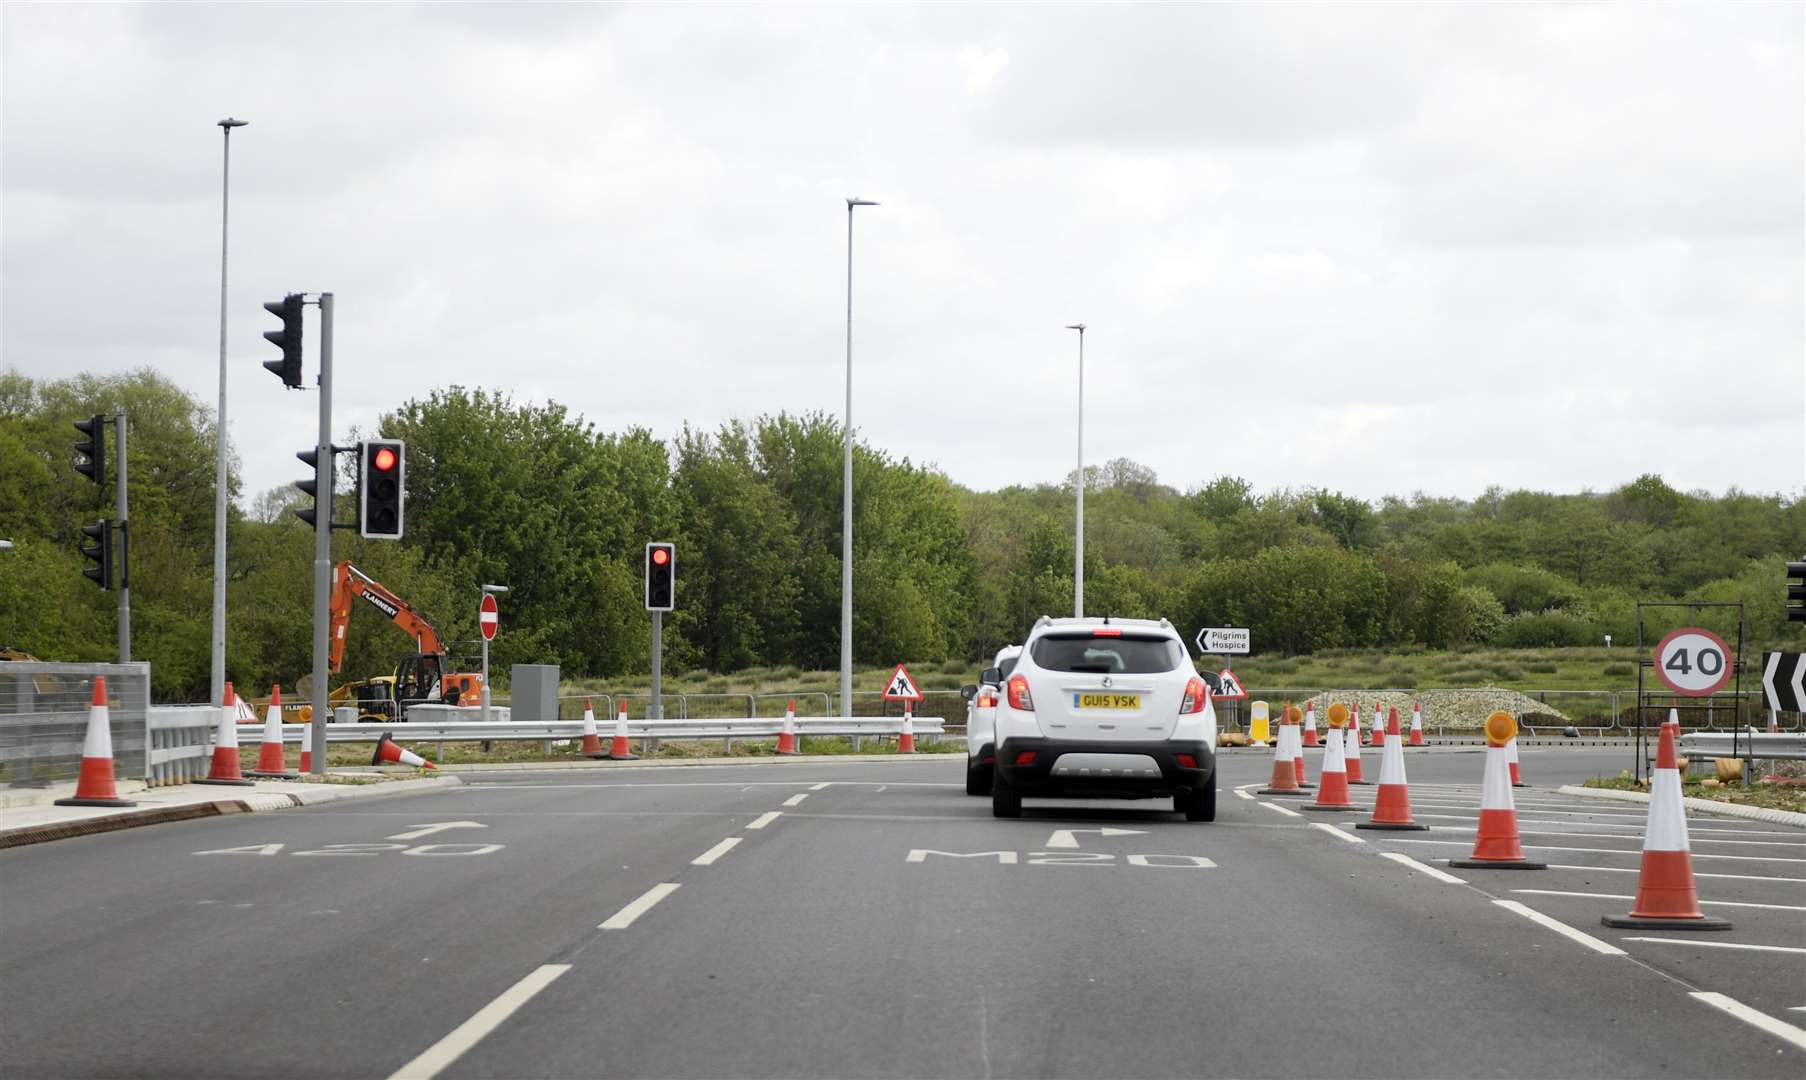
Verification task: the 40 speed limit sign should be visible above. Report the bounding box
[1653,627,1735,697]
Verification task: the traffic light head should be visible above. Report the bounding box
[80,520,113,590]
[1788,560,1806,624]
[73,415,106,486]
[645,542,675,611]
[293,448,319,527]
[358,439,405,540]
[263,294,305,389]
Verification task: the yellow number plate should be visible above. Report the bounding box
[1076,693,1141,710]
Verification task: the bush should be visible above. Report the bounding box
[1523,660,1558,674]
[940,659,969,674]
[1494,612,1595,648]
[1603,662,1634,677]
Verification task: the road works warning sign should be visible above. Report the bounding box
[883,663,924,702]
[1214,668,1247,700]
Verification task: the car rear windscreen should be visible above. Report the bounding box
[1030,635,1184,674]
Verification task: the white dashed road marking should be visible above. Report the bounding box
[810,782,831,791]
[782,794,809,807]
[1689,992,1806,1051]
[746,811,782,830]
[1511,889,1806,913]
[1380,851,1467,884]
[388,964,571,1080]
[691,838,742,866]
[1259,801,1303,819]
[599,883,681,930]
[1492,900,1626,956]
[1622,938,1806,956]
[1311,821,1364,844]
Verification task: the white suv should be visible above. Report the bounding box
[961,644,1021,796]
[989,616,1216,821]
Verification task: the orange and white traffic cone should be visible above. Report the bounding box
[297,727,313,774]
[1506,735,1528,787]
[1301,703,1319,748]
[608,702,638,761]
[1258,712,1303,795]
[1344,704,1367,784]
[775,699,800,755]
[372,732,437,770]
[1769,709,1780,734]
[1371,703,1386,748]
[580,699,606,759]
[1287,704,1313,788]
[1601,723,1731,931]
[195,682,255,787]
[1450,711,1544,869]
[249,686,299,779]
[1357,706,1428,831]
[1409,699,1426,746]
[898,702,917,754]
[1301,706,1355,812]
[55,676,137,807]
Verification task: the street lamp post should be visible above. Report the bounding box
[211,117,247,709]
[1066,323,1086,619]
[841,197,877,719]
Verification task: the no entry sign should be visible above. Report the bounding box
[479,593,499,642]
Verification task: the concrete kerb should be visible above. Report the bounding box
[408,752,962,774]
[1555,783,1806,829]
[0,775,464,850]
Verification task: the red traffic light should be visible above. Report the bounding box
[373,447,397,472]
[652,547,669,566]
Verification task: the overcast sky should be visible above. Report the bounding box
[4,3,1802,506]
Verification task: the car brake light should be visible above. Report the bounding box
[1177,754,1198,770]
[1006,674,1034,712]
[1091,628,1122,637]
[1014,751,1037,766]
[1179,676,1207,715]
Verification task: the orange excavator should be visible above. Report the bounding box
[327,561,484,720]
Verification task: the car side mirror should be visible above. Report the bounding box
[980,667,1002,686]
[960,684,978,702]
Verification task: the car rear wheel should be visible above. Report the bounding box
[965,759,993,796]
[1180,779,1216,822]
[991,771,1022,818]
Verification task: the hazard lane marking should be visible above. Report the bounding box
[691,838,742,866]
[1492,900,1625,956]
[1380,851,1466,884]
[1234,789,1255,800]
[1362,837,1805,863]
[1624,938,1806,956]
[810,782,831,790]
[1259,801,1302,819]
[600,883,681,930]
[746,811,782,829]
[1311,821,1364,844]
[1689,992,1806,1051]
[1413,825,1805,848]
[782,794,809,807]
[1511,889,1806,913]
[388,963,571,1080]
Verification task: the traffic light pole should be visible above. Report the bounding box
[114,410,130,663]
[309,293,334,775]
[650,611,663,721]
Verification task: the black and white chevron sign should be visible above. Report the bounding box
[1761,652,1806,713]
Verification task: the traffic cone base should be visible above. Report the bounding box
[193,773,256,787]
[1450,855,1546,869]
[1355,820,1429,831]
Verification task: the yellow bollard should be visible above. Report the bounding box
[1249,700,1271,746]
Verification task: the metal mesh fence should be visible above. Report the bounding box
[0,663,150,787]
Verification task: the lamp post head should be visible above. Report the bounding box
[1066,323,1086,333]
[482,584,510,595]
[218,118,248,129]
[847,197,879,209]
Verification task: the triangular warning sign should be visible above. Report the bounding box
[883,663,924,702]
[1215,667,1247,701]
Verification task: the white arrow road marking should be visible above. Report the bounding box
[1044,827,1147,849]
[388,821,487,841]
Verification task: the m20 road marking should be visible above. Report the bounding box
[196,843,504,857]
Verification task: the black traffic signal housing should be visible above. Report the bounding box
[358,439,405,540]
[1788,560,1806,624]
[645,542,675,611]
[294,448,320,528]
[263,294,305,389]
[81,520,113,590]
[73,415,106,486]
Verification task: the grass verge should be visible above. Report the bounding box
[1584,772,1806,814]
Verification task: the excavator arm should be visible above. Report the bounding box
[328,561,448,673]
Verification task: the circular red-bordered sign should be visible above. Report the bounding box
[1652,626,1734,697]
[479,593,499,642]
